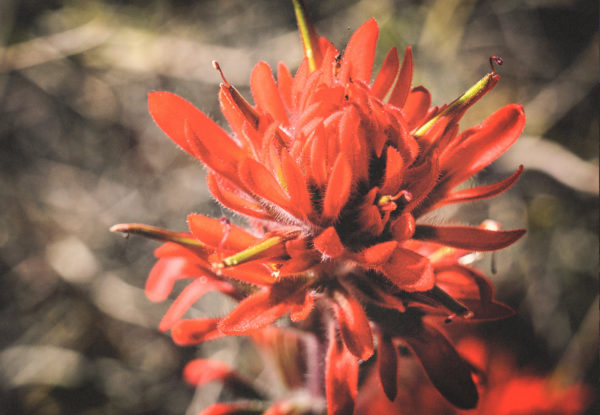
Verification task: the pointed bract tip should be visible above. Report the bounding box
[109,222,206,248]
[292,0,320,72]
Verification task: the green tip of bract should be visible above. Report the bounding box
[110,223,206,248]
[292,0,320,72]
[414,72,500,138]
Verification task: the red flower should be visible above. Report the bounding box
[356,337,594,415]
[112,1,526,412]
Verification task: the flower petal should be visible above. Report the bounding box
[404,323,478,409]
[440,104,526,189]
[332,290,374,360]
[388,46,413,108]
[280,149,313,217]
[435,165,524,208]
[414,225,526,251]
[356,241,398,266]
[290,291,314,322]
[171,318,224,346]
[326,323,358,415]
[277,62,294,110]
[403,86,431,129]
[187,214,258,251]
[219,289,289,335]
[380,146,405,195]
[339,18,379,83]
[146,256,206,302]
[322,154,352,222]
[197,403,262,415]
[251,61,289,125]
[184,359,263,399]
[183,358,235,386]
[220,262,277,285]
[206,173,270,220]
[372,47,399,98]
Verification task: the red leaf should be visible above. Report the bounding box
[440,104,526,189]
[183,358,235,386]
[198,403,262,415]
[183,120,245,187]
[171,318,224,346]
[339,18,379,83]
[436,165,524,207]
[414,225,526,251]
[377,332,398,401]
[332,290,374,360]
[434,263,494,304]
[460,299,515,321]
[326,323,358,415]
[313,226,346,258]
[187,214,258,251]
[159,278,235,331]
[404,323,478,409]
[146,257,206,302]
[251,61,289,125]
[372,47,399,98]
[388,46,413,108]
[322,154,352,221]
[148,91,235,158]
[184,359,263,399]
[434,263,515,321]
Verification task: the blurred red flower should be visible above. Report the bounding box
[113,1,527,413]
[356,337,593,415]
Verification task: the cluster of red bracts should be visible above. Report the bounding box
[113,2,527,414]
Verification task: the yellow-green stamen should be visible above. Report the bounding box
[220,231,300,268]
[414,72,499,138]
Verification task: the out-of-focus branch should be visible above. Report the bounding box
[497,135,599,195]
[524,37,598,136]
[552,295,599,385]
[0,20,112,72]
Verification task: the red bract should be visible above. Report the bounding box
[112,1,527,413]
[356,337,594,415]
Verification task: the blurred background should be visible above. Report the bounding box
[0,0,597,414]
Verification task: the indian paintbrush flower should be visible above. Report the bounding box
[112,1,526,413]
